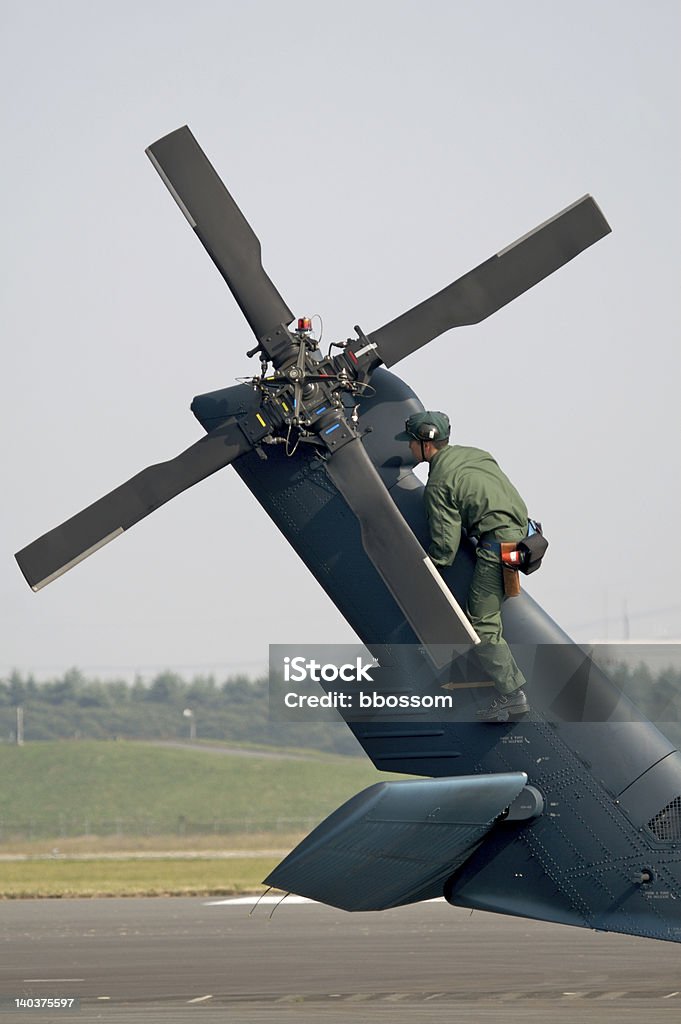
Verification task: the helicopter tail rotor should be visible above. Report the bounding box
[16,127,611,667]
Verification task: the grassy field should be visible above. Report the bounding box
[0,739,389,837]
[0,831,303,855]
[0,739,397,897]
[0,857,276,898]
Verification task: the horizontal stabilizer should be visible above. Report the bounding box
[265,772,527,911]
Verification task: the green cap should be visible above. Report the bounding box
[395,411,450,442]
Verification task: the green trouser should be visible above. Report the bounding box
[467,546,526,695]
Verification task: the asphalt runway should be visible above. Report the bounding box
[1,897,681,1023]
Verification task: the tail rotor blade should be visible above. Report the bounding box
[15,417,255,592]
[369,195,611,367]
[146,126,293,341]
[325,438,478,668]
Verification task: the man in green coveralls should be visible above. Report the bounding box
[397,411,530,722]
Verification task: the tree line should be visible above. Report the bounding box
[1,658,680,750]
[0,669,358,754]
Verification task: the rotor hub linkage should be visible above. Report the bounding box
[246,322,375,456]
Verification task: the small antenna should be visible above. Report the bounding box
[248,886,272,917]
[269,892,290,919]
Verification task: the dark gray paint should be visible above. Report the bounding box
[193,368,681,944]
[266,773,527,910]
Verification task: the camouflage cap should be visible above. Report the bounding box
[395,411,451,442]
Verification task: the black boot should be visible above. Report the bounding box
[475,688,530,723]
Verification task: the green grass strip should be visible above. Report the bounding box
[0,740,388,837]
[0,856,276,898]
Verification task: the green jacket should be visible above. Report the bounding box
[424,445,528,567]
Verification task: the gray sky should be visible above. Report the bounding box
[2,0,679,680]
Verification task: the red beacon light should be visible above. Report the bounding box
[296,316,313,334]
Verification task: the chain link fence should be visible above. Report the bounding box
[0,816,319,841]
